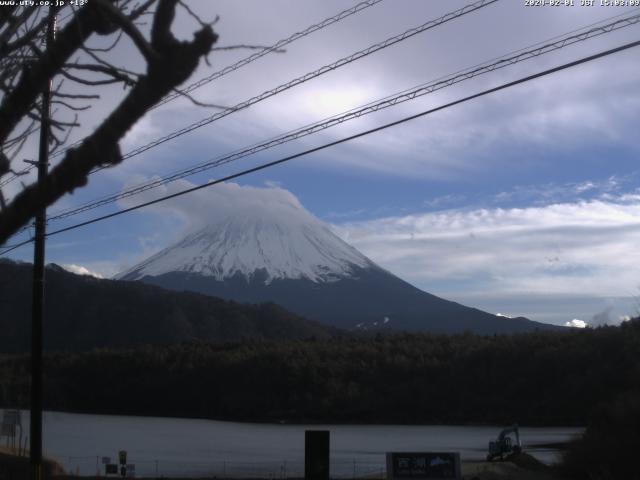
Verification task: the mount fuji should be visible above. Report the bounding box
[116,184,557,334]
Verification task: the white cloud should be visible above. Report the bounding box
[565,319,588,328]
[102,1,640,184]
[264,180,283,189]
[111,178,640,324]
[61,264,104,279]
[424,194,467,210]
[491,175,629,207]
[5,0,639,206]
[334,197,640,300]
[115,179,640,322]
[118,178,310,233]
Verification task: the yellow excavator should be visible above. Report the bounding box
[487,424,522,461]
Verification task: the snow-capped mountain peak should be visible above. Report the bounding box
[114,183,558,335]
[116,186,375,283]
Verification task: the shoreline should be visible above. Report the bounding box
[1,448,565,480]
[1,410,579,478]
[1,406,587,429]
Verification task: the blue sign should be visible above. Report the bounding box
[386,452,461,480]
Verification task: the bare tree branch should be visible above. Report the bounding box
[83,29,124,52]
[64,62,140,85]
[59,68,132,86]
[178,0,215,29]
[94,0,160,63]
[170,86,228,109]
[0,5,102,145]
[53,92,101,99]
[0,0,218,243]
[128,0,157,21]
[51,100,92,111]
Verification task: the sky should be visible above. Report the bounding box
[2,0,640,327]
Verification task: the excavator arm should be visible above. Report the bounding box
[487,424,522,461]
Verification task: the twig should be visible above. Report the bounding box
[170,87,228,109]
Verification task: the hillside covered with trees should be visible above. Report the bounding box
[1,319,638,426]
[0,260,336,353]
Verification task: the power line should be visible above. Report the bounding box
[29,39,639,243]
[43,12,640,224]
[0,167,32,188]
[0,0,386,188]
[0,238,33,256]
[50,0,498,167]
[153,0,385,109]
[49,0,386,159]
[7,7,639,198]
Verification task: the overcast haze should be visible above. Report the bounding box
[4,0,640,327]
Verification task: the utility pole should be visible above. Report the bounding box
[31,8,55,480]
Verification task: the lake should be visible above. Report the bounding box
[5,410,583,477]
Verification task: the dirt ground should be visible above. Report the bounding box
[462,453,566,480]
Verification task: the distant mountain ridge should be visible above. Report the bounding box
[0,259,336,353]
[138,267,555,334]
[117,185,560,334]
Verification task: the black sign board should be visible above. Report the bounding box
[386,452,461,480]
[105,464,118,475]
[305,430,330,480]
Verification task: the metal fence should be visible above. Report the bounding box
[58,456,387,479]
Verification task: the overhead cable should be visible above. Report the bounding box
[3,38,639,254]
[50,0,498,165]
[154,0,386,109]
[28,39,640,244]
[0,0,386,188]
[44,12,640,223]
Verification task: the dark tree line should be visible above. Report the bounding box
[1,318,638,426]
[0,260,336,353]
[561,389,640,479]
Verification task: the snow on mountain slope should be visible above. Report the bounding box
[116,183,376,284]
[114,183,560,334]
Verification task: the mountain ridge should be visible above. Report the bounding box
[116,185,561,334]
[0,259,337,353]
[135,265,556,334]
[116,187,377,284]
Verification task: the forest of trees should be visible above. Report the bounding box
[561,389,640,479]
[0,260,336,353]
[1,318,638,426]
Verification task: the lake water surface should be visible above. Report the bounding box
[7,410,583,477]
